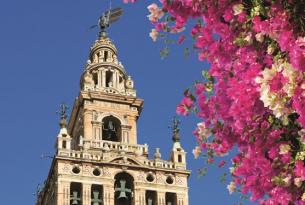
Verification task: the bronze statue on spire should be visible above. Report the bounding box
[99,7,123,37]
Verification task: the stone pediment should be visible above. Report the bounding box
[108,156,143,166]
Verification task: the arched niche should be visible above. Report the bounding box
[102,116,121,142]
[114,172,134,205]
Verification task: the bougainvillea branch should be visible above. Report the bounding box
[126,0,305,204]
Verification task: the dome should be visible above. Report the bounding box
[90,36,117,56]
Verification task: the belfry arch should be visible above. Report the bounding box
[114,172,134,205]
[102,115,121,142]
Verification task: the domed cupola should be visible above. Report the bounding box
[81,35,136,97]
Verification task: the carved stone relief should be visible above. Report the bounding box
[82,165,91,176]
[62,164,70,174]
[103,167,111,177]
[156,173,164,184]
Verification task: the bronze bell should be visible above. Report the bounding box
[147,198,153,205]
[117,191,128,199]
[91,191,102,205]
[70,191,81,205]
[115,180,131,199]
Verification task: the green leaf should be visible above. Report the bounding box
[184,48,190,57]
[198,168,208,177]
[160,47,169,59]
[220,172,227,184]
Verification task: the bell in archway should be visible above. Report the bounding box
[147,198,153,205]
[91,191,102,205]
[70,191,81,205]
[115,180,131,199]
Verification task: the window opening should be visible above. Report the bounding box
[91,184,103,205]
[62,140,67,149]
[106,71,113,87]
[70,182,82,205]
[102,116,121,142]
[165,193,177,205]
[104,51,108,62]
[178,155,182,163]
[93,72,98,86]
[146,190,157,205]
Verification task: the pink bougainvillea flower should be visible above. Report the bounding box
[176,97,194,116]
[124,0,305,203]
[218,160,226,168]
[294,161,305,180]
[178,35,186,44]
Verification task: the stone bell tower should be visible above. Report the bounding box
[36,11,190,205]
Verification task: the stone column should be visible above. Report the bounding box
[102,70,106,88]
[98,70,102,88]
[82,183,91,205]
[157,192,166,205]
[103,185,114,205]
[112,71,117,89]
[99,51,103,62]
[134,189,145,205]
[57,181,69,205]
[116,71,119,89]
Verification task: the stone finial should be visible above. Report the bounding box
[154,148,161,159]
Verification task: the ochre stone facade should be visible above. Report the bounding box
[36,25,190,205]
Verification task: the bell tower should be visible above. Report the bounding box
[36,10,190,205]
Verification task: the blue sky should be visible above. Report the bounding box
[0,0,256,204]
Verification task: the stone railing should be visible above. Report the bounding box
[82,140,148,156]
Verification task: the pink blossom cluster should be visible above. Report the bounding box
[133,0,305,204]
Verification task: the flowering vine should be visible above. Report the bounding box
[125,0,305,204]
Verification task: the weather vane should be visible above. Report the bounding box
[98,7,124,37]
[56,103,69,120]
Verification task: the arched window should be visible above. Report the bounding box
[102,116,121,142]
[114,172,134,205]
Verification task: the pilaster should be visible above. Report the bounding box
[57,181,69,205]
[82,183,91,205]
[98,70,102,88]
[83,109,93,140]
[112,70,117,89]
[157,192,166,205]
[134,189,145,205]
[104,185,114,205]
